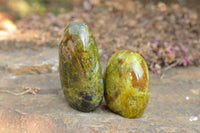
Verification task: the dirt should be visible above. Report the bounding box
[0,0,200,132]
[1,1,200,72]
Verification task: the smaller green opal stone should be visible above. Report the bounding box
[104,50,149,118]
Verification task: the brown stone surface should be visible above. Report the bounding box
[0,47,200,132]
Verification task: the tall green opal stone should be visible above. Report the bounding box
[104,50,149,118]
[59,21,103,112]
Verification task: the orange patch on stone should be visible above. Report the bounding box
[131,61,147,92]
[118,59,124,64]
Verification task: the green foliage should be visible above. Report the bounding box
[0,0,73,20]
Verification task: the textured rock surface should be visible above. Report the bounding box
[0,46,200,132]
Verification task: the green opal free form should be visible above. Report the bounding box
[59,21,103,112]
[104,50,149,118]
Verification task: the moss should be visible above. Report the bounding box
[104,50,149,118]
[59,21,103,112]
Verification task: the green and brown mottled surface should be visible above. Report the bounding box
[104,50,149,118]
[59,21,103,112]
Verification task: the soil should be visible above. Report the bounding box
[1,1,200,72]
[0,0,200,132]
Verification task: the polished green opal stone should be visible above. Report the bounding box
[104,50,149,118]
[59,21,103,112]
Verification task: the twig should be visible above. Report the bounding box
[160,61,180,79]
[15,109,27,115]
[0,87,40,96]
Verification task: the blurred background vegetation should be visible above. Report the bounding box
[0,0,199,71]
[0,0,200,21]
[0,0,77,20]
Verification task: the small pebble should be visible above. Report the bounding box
[9,75,17,79]
[185,96,190,100]
[51,66,58,72]
[189,116,198,122]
